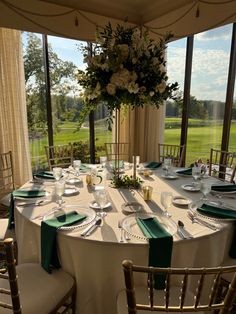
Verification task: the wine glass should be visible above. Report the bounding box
[93,190,108,218]
[160,191,173,218]
[99,156,107,168]
[163,158,172,176]
[73,160,81,176]
[200,181,211,201]
[53,167,62,181]
[192,166,201,186]
[55,180,65,208]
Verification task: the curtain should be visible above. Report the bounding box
[0,27,32,186]
[119,104,165,162]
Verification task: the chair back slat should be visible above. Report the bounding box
[209,148,236,183]
[158,144,185,167]
[45,144,73,170]
[0,151,14,196]
[122,260,236,313]
[105,143,129,162]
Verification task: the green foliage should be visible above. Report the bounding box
[111,174,143,189]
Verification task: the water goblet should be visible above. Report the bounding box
[55,180,65,208]
[192,166,201,186]
[99,156,107,168]
[160,191,173,218]
[200,181,211,201]
[73,160,81,176]
[53,167,62,181]
[163,158,172,176]
[93,189,108,218]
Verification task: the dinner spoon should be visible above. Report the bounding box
[177,220,193,239]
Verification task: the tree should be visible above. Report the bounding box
[23,33,78,134]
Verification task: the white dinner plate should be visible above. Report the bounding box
[121,213,177,242]
[63,187,79,196]
[181,184,200,192]
[43,205,96,231]
[121,202,144,214]
[66,177,82,184]
[172,196,191,207]
[89,200,112,210]
[161,174,178,180]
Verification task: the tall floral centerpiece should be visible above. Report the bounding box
[77,23,178,187]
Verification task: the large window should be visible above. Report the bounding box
[187,24,232,165]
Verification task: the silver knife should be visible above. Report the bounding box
[80,218,102,237]
[192,216,218,231]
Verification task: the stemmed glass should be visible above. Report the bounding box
[200,181,211,201]
[93,189,108,218]
[73,160,81,176]
[53,167,62,181]
[160,191,173,218]
[55,180,65,208]
[99,156,107,168]
[192,166,201,186]
[163,158,172,176]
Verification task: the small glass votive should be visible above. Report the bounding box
[142,186,153,201]
[143,169,153,177]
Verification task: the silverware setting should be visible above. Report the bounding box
[177,220,193,239]
[118,220,125,242]
[17,199,46,207]
[32,208,58,220]
[187,211,218,231]
[80,217,102,237]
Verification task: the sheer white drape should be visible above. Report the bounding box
[119,104,165,162]
[0,27,32,186]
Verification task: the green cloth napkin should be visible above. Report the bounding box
[8,189,46,229]
[211,184,236,192]
[145,161,162,169]
[176,167,192,175]
[111,160,124,168]
[34,171,55,180]
[41,211,86,273]
[197,203,236,259]
[137,217,173,289]
[80,164,90,173]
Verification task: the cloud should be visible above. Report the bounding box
[195,24,232,42]
[167,45,230,101]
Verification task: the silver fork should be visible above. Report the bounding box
[187,211,218,231]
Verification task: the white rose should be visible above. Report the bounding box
[106,83,116,95]
[127,82,139,94]
[149,91,155,97]
[156,81,166,93]
[118,44,129,58]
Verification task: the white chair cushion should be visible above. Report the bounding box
[0,263,75,314]
[117,286,205,314]
[0,219,15,241]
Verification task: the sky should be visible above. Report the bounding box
[22,23,234,102]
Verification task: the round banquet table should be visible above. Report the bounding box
[14,167,235,314]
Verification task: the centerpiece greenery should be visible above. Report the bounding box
[77,23,179,188]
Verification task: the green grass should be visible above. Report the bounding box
[30,118,236,169]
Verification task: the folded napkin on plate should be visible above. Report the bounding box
[34,171,55,180]
[197,203,236,259]
[211,184,236,192]
[111,160,124,168]
[8,189,46,229]
[41,211,86,273]
[176,167,192,175]
[137,217,173,289]
[80,164,90,173]
[145,161,162,169]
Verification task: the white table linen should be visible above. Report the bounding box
[14,167,235,314]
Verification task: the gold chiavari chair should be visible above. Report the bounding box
[117,259,236,314]
[0,238,76,314]
[105,142,130,162]
[158,143,185,167]
[0,151,14,208]
[45,144,73,170]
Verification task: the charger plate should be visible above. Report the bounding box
[43,205,96,231]
[121,213,177,242]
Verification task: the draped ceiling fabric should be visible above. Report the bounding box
[0,28,32,186]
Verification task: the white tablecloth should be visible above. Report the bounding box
[14,167,236,314]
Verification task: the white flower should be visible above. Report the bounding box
[128,82,139,94]
[106,83,116,95]
[156,81,166,93]
[149,91,155,97]
[118,44,129,58]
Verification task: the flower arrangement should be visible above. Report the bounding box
[77,23,179,122]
